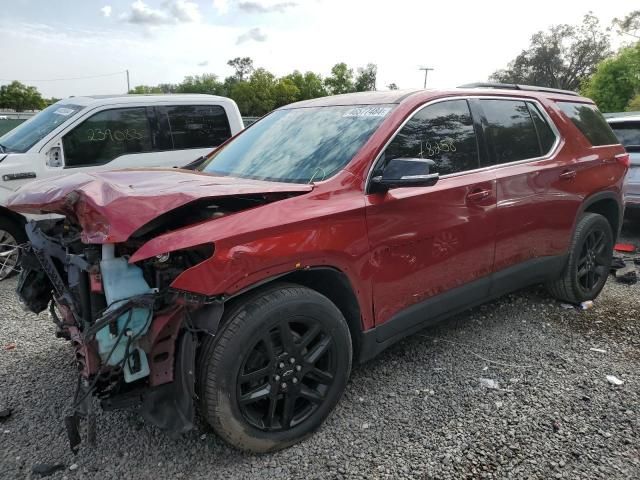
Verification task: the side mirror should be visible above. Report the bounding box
[371,157,439,191]
[46,146,63,168]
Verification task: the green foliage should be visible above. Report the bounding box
[628,94,640,111]
[324,63,355,95]
[175,74,224,95]
[355,63,377,92]
[490,14,611,91]
[0,81,46,111]
[130,59,376,116]
[273,78,300,109]
[282,71,327,100]
[581,42,640,112]
[129,85,163,94]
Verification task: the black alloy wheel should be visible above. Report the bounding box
[547,212,613,303]
[237,317,337,431]
[198,284,352,452]
[576,229,609,291]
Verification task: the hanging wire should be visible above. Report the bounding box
[0,71,127,82]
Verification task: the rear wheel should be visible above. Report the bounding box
[547,213,613,304]
[198,284,352,452]
[0,218,25,281]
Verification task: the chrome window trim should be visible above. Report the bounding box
[365,95,562,191]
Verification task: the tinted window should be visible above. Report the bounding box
[557,102,619,146]
[165,105,231,149]
[202,105,391,183]
[609,121,640,149]
[63,108,152,167]
[481,100,540,163]
[527,102,556,154]
[382,100,479,175]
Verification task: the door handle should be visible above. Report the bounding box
[559,169,576,180]
[466,189,491,202]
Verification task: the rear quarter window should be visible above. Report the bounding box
[557,102,619,146]
[165,105,231,149]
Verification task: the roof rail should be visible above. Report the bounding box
[458,82,580,97]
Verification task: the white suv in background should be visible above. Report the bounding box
[606,113,640,218]
[0,94,243,279]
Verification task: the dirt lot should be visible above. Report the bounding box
[1,223,638,480]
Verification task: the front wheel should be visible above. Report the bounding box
[547,213,614,304]
[198,284,352,452]
[0,218,25,281]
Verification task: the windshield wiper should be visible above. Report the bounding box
[0,143,6,153]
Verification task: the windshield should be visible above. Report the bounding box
[0,102,83,153]
[610,121,640,151]
[201,104,393,183]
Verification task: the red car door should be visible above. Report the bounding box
[473,98,567,278]
[365,99,497,340]
[472,98,618,295]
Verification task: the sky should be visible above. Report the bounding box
[0,0,637,98]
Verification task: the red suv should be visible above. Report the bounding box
[9,84,628,453]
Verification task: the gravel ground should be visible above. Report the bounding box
[1,223,639,480]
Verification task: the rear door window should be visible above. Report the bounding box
[382,99,480,176]
[164,105,231,150]
[556,102,619,146]
[62,107,153,167]
[480,99,541,164]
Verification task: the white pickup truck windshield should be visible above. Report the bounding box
[0,103,83,153]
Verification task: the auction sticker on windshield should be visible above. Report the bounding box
[53,107,76,116]
[343,106,392,118]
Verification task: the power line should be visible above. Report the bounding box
[0,71,127,82]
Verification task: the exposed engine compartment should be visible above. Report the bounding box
[17,218,222,452]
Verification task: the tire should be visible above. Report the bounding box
[547,213,614,304]
[198,283,352,453]
[0,217,26,281]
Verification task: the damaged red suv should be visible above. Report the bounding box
[9,84,628,453]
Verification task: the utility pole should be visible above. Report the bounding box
[419,66,434,88]
[126,69,130,93]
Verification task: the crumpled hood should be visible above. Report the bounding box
[7,169,313,243]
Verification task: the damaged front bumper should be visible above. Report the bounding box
[17,220,222,452]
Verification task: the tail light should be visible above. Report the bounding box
[615,153,631,168]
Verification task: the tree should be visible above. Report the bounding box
[282,71,327,100]
[157,83,177,93]
[229,68,276,116]
[614,11,640,39]
[354,63,377,91]
[324,63,355,95]
[387,83,399,90]
[0,81,46,111]
[581,42,640,112]
[247,68,276,115]
[273,78,300,108]
[129,85,162,94]
[628,94,640,111]
[227,57,254,82]
[490,14,611,91]
[175,74,224,95]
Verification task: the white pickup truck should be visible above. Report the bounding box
[0,94,244,279]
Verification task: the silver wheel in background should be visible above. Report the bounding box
[0,229,20,280]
